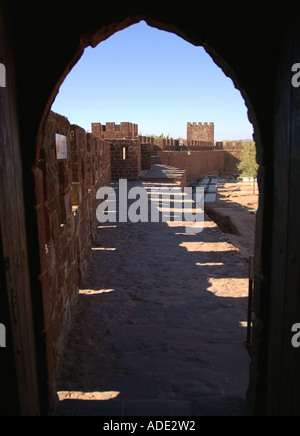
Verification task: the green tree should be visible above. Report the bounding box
[237,140,258,193]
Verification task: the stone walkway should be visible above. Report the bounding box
[139,164,186,183]
[55,178,251,416]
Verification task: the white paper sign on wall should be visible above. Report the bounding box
[55,134,68,160]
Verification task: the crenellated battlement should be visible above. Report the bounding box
[91,122,138,140]
[187,122,214,128]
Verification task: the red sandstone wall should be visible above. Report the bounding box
[158,150,224,179]
[91,122,138,140]
[158,150,242,180]
[187,140,214,150]
[224,149,243,173]
[140,143,152,171]
[109,139,141,180]
[215,140,246,150]
[155,137,180,151]
[138,136,155,152]
[34,111,111,393]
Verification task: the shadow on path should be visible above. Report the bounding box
[55,180,251,416]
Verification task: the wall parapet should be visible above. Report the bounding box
[92,121,138,140]
[35,111,111,393]
[108,139,141,181]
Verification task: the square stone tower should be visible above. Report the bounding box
[187,122,214,143]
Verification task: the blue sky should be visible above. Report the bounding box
[51,21,253,141]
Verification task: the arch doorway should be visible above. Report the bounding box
[36,19,261,416]
[1,3,297,416]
